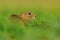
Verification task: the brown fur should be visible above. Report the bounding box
[10,12,36,25]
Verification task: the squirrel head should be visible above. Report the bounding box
[19,12,36,24]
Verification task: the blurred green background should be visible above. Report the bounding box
[0,0,60,40]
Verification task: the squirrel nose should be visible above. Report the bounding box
[35,16,36,17]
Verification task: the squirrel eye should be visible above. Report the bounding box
[28,12,31,15]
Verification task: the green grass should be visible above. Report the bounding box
[0,8,60,40]
[0,0,60,40]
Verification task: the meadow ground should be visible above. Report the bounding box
[0,0,60,40]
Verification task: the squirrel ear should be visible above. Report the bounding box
[11,14,17,17]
